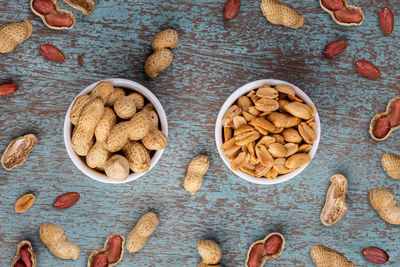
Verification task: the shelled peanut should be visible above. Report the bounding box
[369,97,400,141]
[245,232,285,267]
[69,81,168,181]
[11,240,36,267]
[221,84,317,179]
[319,0,364,26]
[87,234,125,267]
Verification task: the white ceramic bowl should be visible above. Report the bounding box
[64,78,168,184]
[215,79,320,185]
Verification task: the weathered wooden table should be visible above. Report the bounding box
[1,0,399,266]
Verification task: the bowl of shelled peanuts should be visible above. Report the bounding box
[215,79,320,185]
[64,78,168,184]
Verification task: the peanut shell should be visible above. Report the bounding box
[94,107,117,143]
[261,0,305,29]
[369,97,400,141]
[245,232,286,267]
[310,245,354,267]
[319,0,364,26]
[0,20,32,53]
[145,48,173,78]
[90,82,114,104]
[369,189,400,224]
[320,174,348,226]
[142,130,168,150]
[152,29,179,50]
[184,155,210,195]
[11,240,37,267]
[126,212,159,253]
[104,155,130,182]
[30,0,75,30]
[122,141,150,173]
[382,153,400,180]
[197,239,222,265]
[71,98,104,156]
[70,95,94,126]
[39,223,80,260]
[87,233,125,267]
[2,134,37,170]
[63,0,95,15]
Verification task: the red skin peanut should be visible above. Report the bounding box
[356,60,381,79]
[334,9,362,23]
[379,7,394,35]
[248,243,265,267]
[264,234,282,254]
[0,83,18,96]
[32,0,54,15]
[54,192,80,209]
[93,254,108,267]
[321,0,343,11]
[45,13,73,27]
[374,117,390,139]
[362,246,389,264]
[14,260,26,267]
[390,100,400,127]
[224,0,240,20]
[19,245,32,267]
[107,236,122,263]
[40,44,65,62]
[323,40,348,58]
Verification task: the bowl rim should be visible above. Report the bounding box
[215,79,321,185]
[64,78,168,184]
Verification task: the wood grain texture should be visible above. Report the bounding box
[1,0,400,266]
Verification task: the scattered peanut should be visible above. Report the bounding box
[31,0,76,30]
[0,82,18,96]
[246,232,285,267]
[87,233,125,267]
[369,97,400,141]
[126,212,159,253]
[40,44,65,62]
[369,189,400,224]
[224,0,240,20]
[260,0,305,29]
[197,239,222,265]
[362,246,389,264]
[53,192,80,210]
[379,7,394,35]
[310,245,354,267]
[184,155,210,195]
[0,20,32,53]
[1,134,37,170]
[145,29,179,78]
[319,0,364,26]
[39,223,80,260]
[382,153,400,180]
[15,193,35,213]
[320,174,348,226]
[12,241,36,267]
[356,60,381,79]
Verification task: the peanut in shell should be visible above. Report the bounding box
[310,245,354,267]
[382,153,400,180]
[0,20,32,53]
[184,155,210,195]
[126,212,159,253]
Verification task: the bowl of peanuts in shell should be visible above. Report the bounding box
[64,78,168,184]
[215,79,320,185]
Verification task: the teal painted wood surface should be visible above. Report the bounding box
[1,0,400,266]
